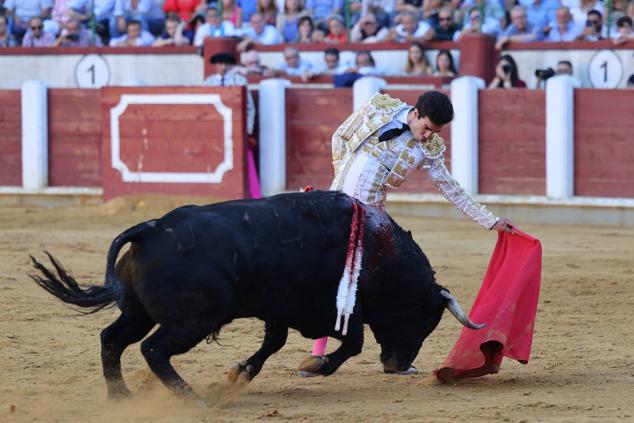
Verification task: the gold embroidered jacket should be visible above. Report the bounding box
[330,93,499,229]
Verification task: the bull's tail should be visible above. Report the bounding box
[30,221,151,314]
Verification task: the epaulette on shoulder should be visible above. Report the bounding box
[422,133,446,158]
[370,93,405,113]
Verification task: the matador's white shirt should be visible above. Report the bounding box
[330,93,499,229]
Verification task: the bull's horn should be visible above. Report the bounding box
[440,290,486,330]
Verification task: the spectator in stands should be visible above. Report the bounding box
[349,49,382,75]
[434,49,457,76]
[460,0,505,28]
[321,47,347,74]
[237,12,282,51]
[4,0,53,42]
[69,0,115,44]
[304,46,348,80]
[53,17,102,46]
[0,15,18,47]
[304,0,342,31]
[487,54,526,88]
[454,6,501,40]
[22,16,56,46]
[238,0,258,23]
[432,7,459,41]
[153,13,191,45]
[545,6,581,41]
[350,12,389,43]
[576,9,604,40]
[256,0,276,25]
[325,14,347,43]
[421,0,445,27]
[162,0,204,22]
[349,0,394,29]
[113,0,154,37]
[109,18,155,45]
[276,0,306,42]
[222,0,243,28]
[395,0,423,19]
[525,0,560,32]
[569,0,602,29]
[388,10,433,43]
[50,0,75,35]
[403,42,432,75]
[555,60,582,86]
[276,46,313,77]
[193,7,236,47]
[205,52,256,135]
[613,16,634,44]
[294,15,317,42]
[496,5,544,50]
[237,49,274,76]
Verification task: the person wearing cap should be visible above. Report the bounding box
[205,52,260,198]
[205,52,255,136]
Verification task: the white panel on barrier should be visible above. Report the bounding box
[546,75,574,198]
[21,80,48,190]
[353,77,387,112]
[259,79,292,196]
[110,94,233,183]
[450,76,484,195]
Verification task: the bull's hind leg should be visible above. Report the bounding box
[101,313,155,399]
[140,325,210,400]
[228,321,288,384]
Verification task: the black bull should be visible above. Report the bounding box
[30,190,483,400]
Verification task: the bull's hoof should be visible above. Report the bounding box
[383,365,418,375]
[227,362,255,384]
[298,355,329,376]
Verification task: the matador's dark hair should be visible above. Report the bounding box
[415,91,454,126]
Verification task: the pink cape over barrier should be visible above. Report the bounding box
[247,149,262,199]
[435,229,542,382]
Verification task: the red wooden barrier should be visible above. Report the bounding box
[285,88,350,189]
[574,89,634,198]
[0,90,22,186]
[101,86,247,200]
[479,90,546,195]
[48,89,102,187]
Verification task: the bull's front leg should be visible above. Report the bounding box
[227,321,288,384]
[299,313,364,376]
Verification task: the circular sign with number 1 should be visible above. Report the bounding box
[75,54,110,88]
[588,49,623,88]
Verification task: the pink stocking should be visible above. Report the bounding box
[312,337,328,356]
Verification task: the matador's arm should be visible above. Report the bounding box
[428,155,499,229]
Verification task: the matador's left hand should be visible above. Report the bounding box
[492,218,515,234]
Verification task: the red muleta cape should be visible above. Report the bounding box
[435,229,542,382]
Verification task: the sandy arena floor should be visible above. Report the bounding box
[0,196,633,422]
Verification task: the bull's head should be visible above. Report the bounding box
[368,289,484,374]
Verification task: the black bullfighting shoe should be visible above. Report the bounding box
[383,366,418,375]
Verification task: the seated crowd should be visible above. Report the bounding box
[0,0,632,85]
[0,0,632,49]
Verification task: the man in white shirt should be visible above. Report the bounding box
[276,47,313,77]
[237,13,282,51]
[545,6,582,41]
[109,19,154,46]
[387,11,433,43]
[193,8,236,47]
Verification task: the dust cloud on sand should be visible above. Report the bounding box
[1,196,633,422]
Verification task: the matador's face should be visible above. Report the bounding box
[408,109,444,143]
